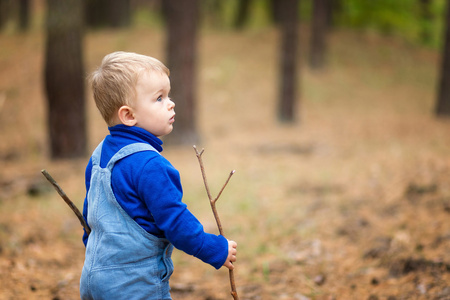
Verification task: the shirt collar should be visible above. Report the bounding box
[108,124,164,152]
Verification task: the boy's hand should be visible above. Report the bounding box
[223,240,237,270]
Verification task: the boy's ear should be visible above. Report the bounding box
[117,105,137,126]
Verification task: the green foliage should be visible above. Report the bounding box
[200,0,273,30]
[334,0,447,48]
[128,0,448,49]
[198,0,446,48]
[133,8,164,29]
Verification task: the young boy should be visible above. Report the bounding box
[80,51,237,300]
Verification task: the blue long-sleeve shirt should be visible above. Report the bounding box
[82,124,228,269]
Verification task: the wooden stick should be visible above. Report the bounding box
[193,146,239,300]
[41,169,91,235]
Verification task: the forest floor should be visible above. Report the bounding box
[0,23,449,300]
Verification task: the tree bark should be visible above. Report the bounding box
[309,0,328,70]
[278,0,299,123]
[162,0,199,144]
[44,0,87,158]
[436,0,450,116]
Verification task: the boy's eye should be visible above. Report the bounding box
[157,96,162,102]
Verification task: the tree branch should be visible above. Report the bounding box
[193,146,239,300]
[41,169,90,235]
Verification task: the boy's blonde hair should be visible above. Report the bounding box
[90,51,170,126]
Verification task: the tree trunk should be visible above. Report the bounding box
[162,0,199,144]
[19,0,30,31]
[109,0,131,28]
[419,0,433,44]
[309,0,328,70]
[271,0,283,25]
[85,0,130,29]
[326,0,341,30]
[436,0,450,116]
[325,0,334,29]
[85,0,108,28]
[234,0,251,30]
[0,0,12,30]
[44,0,87,158]
[278,0,299,123]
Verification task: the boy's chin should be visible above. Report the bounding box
[156,129,173,139]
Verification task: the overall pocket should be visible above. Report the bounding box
[161,243,174,282]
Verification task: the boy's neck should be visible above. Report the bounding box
[110,114,123,127]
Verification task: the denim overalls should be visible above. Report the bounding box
[80,142,174,300]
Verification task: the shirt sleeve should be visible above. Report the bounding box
[137,156,228,269]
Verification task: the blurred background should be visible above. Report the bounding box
[0,0,449,299]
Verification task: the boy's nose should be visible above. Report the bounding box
[168,99,175,110]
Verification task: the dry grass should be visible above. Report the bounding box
[0,23,449,300]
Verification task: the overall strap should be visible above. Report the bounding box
[91,140,104,166]
[106,143,159,171]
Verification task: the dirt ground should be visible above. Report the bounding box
[0,22,449,300]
